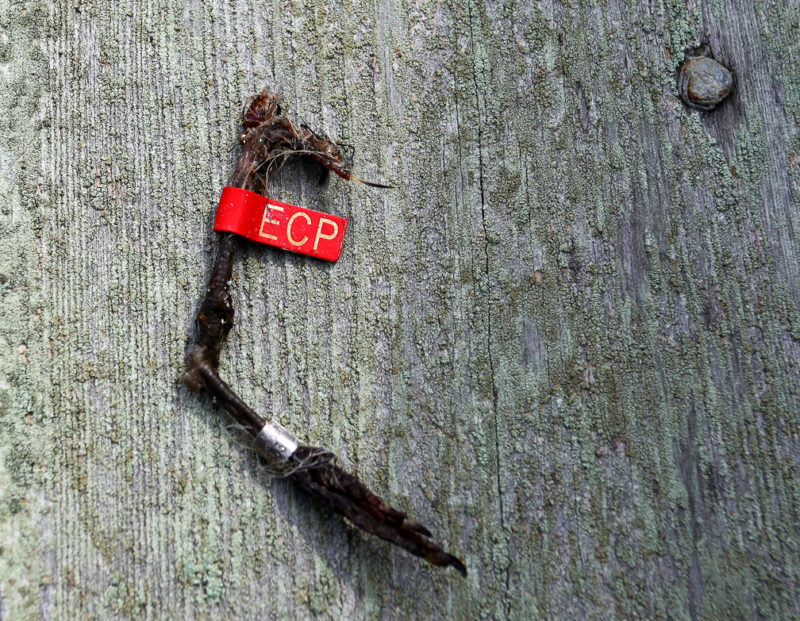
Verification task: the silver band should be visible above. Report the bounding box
[255,421,298,461]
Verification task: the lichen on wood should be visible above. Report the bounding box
[1,0,799,618]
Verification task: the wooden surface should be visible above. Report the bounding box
[1,0,799,618]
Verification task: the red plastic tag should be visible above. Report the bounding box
[214,187,348,262]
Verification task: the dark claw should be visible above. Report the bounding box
[358,179,393,189]
[288,446,467,575]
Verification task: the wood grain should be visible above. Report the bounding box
[1,0,798,618]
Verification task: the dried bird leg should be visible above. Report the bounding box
[184,89,465,576]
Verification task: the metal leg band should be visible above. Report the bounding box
[255,421,299,461]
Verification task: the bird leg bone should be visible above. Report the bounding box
[184,89,465,576]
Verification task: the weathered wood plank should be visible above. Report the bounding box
[1,0,799,618]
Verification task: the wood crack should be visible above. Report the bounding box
[466,0,511,604]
